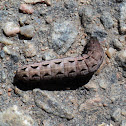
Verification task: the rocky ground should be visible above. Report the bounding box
[0,0,126,126]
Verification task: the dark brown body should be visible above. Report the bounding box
[16,37,104,81]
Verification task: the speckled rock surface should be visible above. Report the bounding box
[0,0,126,126]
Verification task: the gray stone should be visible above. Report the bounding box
[0,105,38,126]
[82,7,107,39]
[113,39,123,50]
[82,6,94,26]
[19,15,30,26]
[81,6,107,39]
[64,0,77,11]
[119,2,126,34]
[119,36,125,42]
[10,55,19,63]
[93,28,107,39]
[100,12,114,29]
[82,6,95,34]
[20,25,35,38]
[50,20,78,54]
[116,50,126,68]
[33,89,74,119]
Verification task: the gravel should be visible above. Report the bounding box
[0,0,126,126]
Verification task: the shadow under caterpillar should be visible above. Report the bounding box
[15,37,104,82]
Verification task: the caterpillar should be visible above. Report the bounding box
[15,37,104,81]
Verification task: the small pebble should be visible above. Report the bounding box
[0,50,5,58]
[99,79,108,89]
[23,42,36,57]
[84,81,98,91]
[0,91,2,95]
[24,0,51,6]
[80,0,87,4]
[8,92,11,96]
[3,22,20,36]
[20,25,35,38]
[81,39,86,46]
[24,0,42,4]
[45,16,53,24]
[98,123,113,126]
[106,47,116,58]
[8,88,12,92]
[113,39,123,50]
[10,55,19,63]
[0,37,13,45]
[42,50,58,60]
[0,71,6,83]
[119,36,125,42]
[1,71,6,80]
[19,15,31,26]
[44,0,51,6]
[116,50,126,68]
[119,2,126,34]
[121,109,126,116]
[19,15,27,26]
[14,87,24,97]
[19,4,34,14]
[3,46,11,55]
[100,12,114,29]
